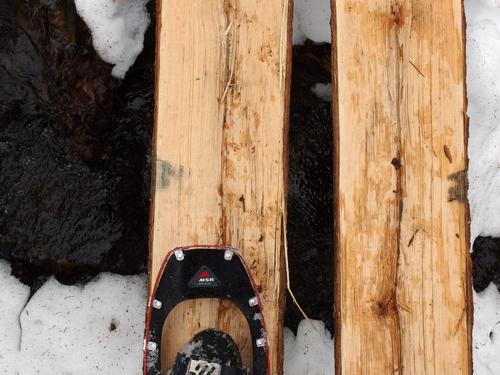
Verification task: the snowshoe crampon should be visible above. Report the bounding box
[143,246,269,375]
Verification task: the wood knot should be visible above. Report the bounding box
[374,294,398,317]
[391,157,402,170]
[390,4,405,28]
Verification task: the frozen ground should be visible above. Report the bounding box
[1,0,499,374]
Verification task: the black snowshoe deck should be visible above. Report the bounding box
[143,246,269,375]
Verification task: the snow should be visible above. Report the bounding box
[311,83,332,102]
[293,0,331,45]
[465,0,500,373]
[284,320,334,375]
[0,261,30,374]
[473,284,500,375]
[74,0,150,79]
[466,0,500,241]
[0,264,146,374]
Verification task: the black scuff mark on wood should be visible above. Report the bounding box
[239,194,246,212]
[156,159,187,190]
[448,169,468,203]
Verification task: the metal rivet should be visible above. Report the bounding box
[249,296,258,307]
[256,337,266,347]
[174,249,185,261]
[152,299,162,309]
[224,249,234,260]
[147,341,157,351]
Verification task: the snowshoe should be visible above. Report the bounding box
[143,246,269,375]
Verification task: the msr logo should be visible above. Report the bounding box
[189,266,221,288]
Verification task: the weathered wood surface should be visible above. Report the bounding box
[331,1,472,374]
[149,0,292,372]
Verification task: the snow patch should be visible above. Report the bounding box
[284,320,334,375]
[466,0,500,373]
[466,0,500,240]
[293,0,331,45]
[0,264,146,374]
[0,260,30,374]
[473,284,500,375]
[311,83,332,102]
[74,0,150,79]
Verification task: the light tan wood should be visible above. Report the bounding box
[331,1,472,374]
[150,0,292,373]
[162,299,252,369]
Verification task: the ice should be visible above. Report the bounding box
[74,0,150,79]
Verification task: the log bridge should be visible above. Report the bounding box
[149,0,472,373]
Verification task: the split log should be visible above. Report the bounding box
[331,1,472,373]
[149,0,292,373]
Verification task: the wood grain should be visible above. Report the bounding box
[150,0,292,373]
[331,0,472,374]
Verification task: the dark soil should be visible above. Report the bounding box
[0,0,155,287]
[285,42,334,334]
[472,236,500,292]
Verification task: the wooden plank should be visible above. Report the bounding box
[149,0,292,373]
[331,1,472,374]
